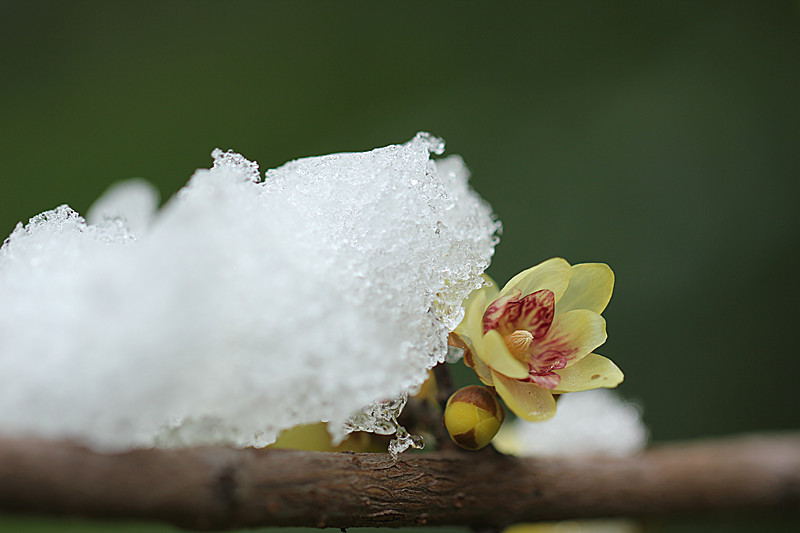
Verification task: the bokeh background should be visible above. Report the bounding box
[1,1,798,531]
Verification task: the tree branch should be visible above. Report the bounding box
[1,433,798,530]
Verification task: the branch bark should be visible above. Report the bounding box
[1,433,798,530]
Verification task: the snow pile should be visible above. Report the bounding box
[0,133,500,450]
[494,390,648,457]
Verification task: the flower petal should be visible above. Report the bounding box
[524,373,561,389]
[492,370,557,421]
[497,257,571,301]
[456,289,489,352]
[551,353,624,393]
[482,290,522,334]
[530,309,607,365]
[455,278,496,342]
[516,289,555,337]
[485,289,555,338]
[479,329,529,379]
[463,343,494,386]
[530,349,567,373]
[556,263,614,314]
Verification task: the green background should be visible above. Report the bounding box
[1,1,798,531]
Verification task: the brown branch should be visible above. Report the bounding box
[1,432,798,530]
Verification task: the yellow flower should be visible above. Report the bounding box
[454,258,624,421]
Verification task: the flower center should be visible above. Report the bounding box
[504,329,533,362]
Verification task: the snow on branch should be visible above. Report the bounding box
[0,134,499,452]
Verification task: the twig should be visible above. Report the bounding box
[1,432,798,530]
[399,349,460,451]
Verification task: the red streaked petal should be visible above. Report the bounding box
[530,349,567,373]
[523,373,561,390]
[482,289,521,334]
[529,309,607,365]
[483,289,555,338]
[515,289,555,338]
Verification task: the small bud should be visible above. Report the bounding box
[443,385,505,450]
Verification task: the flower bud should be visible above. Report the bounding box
[443,385,505,450]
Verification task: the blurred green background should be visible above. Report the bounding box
[1,1,798,531]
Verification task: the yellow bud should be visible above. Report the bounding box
[443,385,505,450]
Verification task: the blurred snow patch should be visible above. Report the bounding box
[86,178,160,237]
[494,390,648,457]
[0,133,499,450]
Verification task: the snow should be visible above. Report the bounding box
[494,390,648,457]
[0,133,499,450]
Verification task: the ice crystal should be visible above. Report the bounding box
[0,133,499,451]
[343,394,424,458]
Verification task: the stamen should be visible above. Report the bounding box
[504,329,533,361]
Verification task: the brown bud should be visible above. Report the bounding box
[443,385,505,450]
